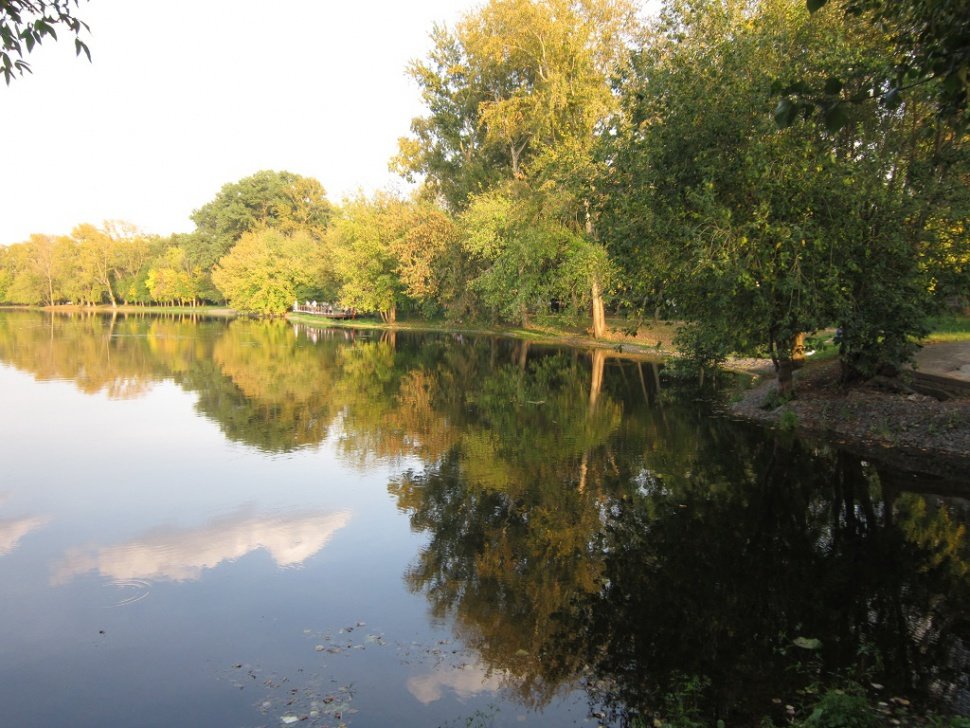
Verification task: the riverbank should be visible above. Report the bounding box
[287,311,675,360]
[17,304,970,465]
[291,310,970,467]
[37,304,237,316]
[728,358,970,479]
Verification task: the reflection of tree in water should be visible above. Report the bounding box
[390,363,970,725]
[0,311,194,398]
[562,444,970,725]
[192,319,345,452]
[387,346,632,706]
[2,312,967,719]
[0,312,350,453]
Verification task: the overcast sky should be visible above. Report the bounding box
[0,0,489,244]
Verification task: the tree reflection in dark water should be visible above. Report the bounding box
[561,447,968,725]
[383,351,969,725]
[0,311,967,724]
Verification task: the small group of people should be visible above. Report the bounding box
[293,300,336,314]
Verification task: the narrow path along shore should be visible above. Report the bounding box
[914,341,970,383]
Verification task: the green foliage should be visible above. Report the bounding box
[190,170,332,262]
[778,407,799,431]
[211,228,325,314]
[459,183,609,326]
[797,0,970,127]
[599,0,967,389]
[799,688,877,727]
[0,247,11,301]
[394,0,637,212]
[0,0,90,84]
[657,674,711,728]
[146,246,202,305]
[673,322,732,371]
[927,315,970,342]
[327,193,456,322]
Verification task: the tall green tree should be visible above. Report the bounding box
[211,227,326,315]
[460,182,610,328]
[146,246,203,306]
[599,0,968,390]
[191,170,332,251]
[0,245,12,301]
[1,233,72,305]
[779,0,970,129]
[395,0,635,208]
[64,221,150,307]
[185,171,333,304]
[394,0,635,335]
[328,193,455,322]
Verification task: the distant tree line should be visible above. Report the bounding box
[1,0,968,393]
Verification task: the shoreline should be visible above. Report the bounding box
[727,360,970,479]
[287,311,671,361]
[291,312,970,469]
[8,306,970,467]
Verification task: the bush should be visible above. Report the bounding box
[798,689,877,728]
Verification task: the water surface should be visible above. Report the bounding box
[0,311,966,727]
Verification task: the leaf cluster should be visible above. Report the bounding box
[0,0,90,83]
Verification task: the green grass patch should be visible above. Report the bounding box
[803,330,840,363]
[926,314,970,342]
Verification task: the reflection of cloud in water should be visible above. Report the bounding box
[407,662,505,704]
[52,510,351,584]
[0,516,48,556]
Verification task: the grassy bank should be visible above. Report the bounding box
[927,314,970,343]
[10,304,968,357]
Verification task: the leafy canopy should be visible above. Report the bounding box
[212,228,326,314]
[777,0,970,130]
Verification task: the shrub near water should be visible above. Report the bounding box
[798,689,877,728]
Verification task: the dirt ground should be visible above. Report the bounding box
[727,346,970,474]
[913,341,970,382]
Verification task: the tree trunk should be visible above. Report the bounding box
[591,279,606,339]
[636,362,650,405]
[388,305,397,323]
[792,332,806,369]
[775,356,795,397]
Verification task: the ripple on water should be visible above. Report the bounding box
[107,578,151,607]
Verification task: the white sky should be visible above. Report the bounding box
[0,0,487,244]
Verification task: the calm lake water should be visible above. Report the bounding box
[0,311,967,727]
